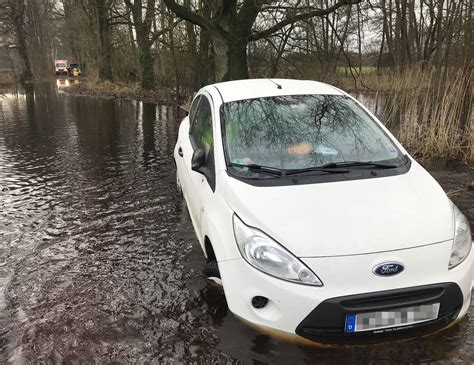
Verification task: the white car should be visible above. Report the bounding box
[174,79,473,343]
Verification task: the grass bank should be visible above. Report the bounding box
[327,67,473,165]
[65,80,179,104]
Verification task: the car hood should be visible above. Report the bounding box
[225,161,454,257]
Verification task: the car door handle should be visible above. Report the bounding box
[178,147,183,157]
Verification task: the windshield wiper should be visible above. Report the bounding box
[285,166,350,176]
[319,160,399,169]
[229,162,351,177]
[228,162,284,176]
[229,160,396,177]
[284,158,404,176]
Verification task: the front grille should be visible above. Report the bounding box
[340,287,445,311]
[296,282,463,343]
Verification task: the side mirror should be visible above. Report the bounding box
[191,148,206,172]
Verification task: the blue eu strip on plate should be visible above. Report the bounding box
[345,314,356,333]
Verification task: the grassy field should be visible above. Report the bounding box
[330,67,473,165]
[336,66,377,74]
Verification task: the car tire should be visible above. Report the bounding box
[202,260,221,284]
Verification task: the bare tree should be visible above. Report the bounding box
[162,0,362,81]
[1,0,33,81]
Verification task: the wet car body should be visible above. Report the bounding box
[174,79,473,343]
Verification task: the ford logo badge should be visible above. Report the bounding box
[373,262,404,276]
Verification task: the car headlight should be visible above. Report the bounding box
[449,205,472,269]
[233,215,323,286]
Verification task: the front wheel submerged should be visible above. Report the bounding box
[203,260,222,286]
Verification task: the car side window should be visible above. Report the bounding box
[189,95,201,124]
[189,95,215,191]
[190,96,213,158]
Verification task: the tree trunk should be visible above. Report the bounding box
[10,0,32,81]
[197,25,212,86]
[125,0,155,89]
[377,24,385,73]
[409,0,420,62]
[184,0,199,90]
[357,3,362,73]
[464,0,472,65]
[127,10,136,56]
[211,33,250,81]
[381,0,395,66]
[211,34,227,81]
[27,0,47,76]
[94,0,113,82]
[183,0,212,89]
[168,12,179,99]
[136,27,155,89]
[226,35,250,80]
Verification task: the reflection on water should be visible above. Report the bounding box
[0,82,472,363]
[56,78,80,89]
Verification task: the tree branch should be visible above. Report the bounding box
[150,19,181,41]
[162,0,226,36]
[249,0,362,41]
[238,0,268,33]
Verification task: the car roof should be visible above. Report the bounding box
[209,78,344,103]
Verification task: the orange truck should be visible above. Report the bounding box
[55,60,68,75]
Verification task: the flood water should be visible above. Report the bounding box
[0,82,472,363]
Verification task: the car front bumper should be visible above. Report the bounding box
[296,282,464,343]
[218,240,473,343]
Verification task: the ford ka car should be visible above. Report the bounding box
[174,79,473,343]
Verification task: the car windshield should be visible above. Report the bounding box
[222,95,403,172]
[56,63,66,68]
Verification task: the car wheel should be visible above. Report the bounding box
[202,260,221,285]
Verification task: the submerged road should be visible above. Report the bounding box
[0,82,472,363]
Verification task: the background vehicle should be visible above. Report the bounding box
[55,60,68,75]
[174,78,473,344]
[68,63,81,77]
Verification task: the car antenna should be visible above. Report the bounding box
[268,79,282,89]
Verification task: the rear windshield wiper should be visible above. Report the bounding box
[319,160,399,169]
[228,162,284,176]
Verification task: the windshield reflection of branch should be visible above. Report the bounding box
[225,95,379,164]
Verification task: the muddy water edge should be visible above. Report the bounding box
[0,82,472,363]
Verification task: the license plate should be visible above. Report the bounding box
[345,303,440,333]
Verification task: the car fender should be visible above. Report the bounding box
[200,171,241,262]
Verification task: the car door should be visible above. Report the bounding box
[176,95,201,204]
[181,93,216,240]
[188,94,216,239]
